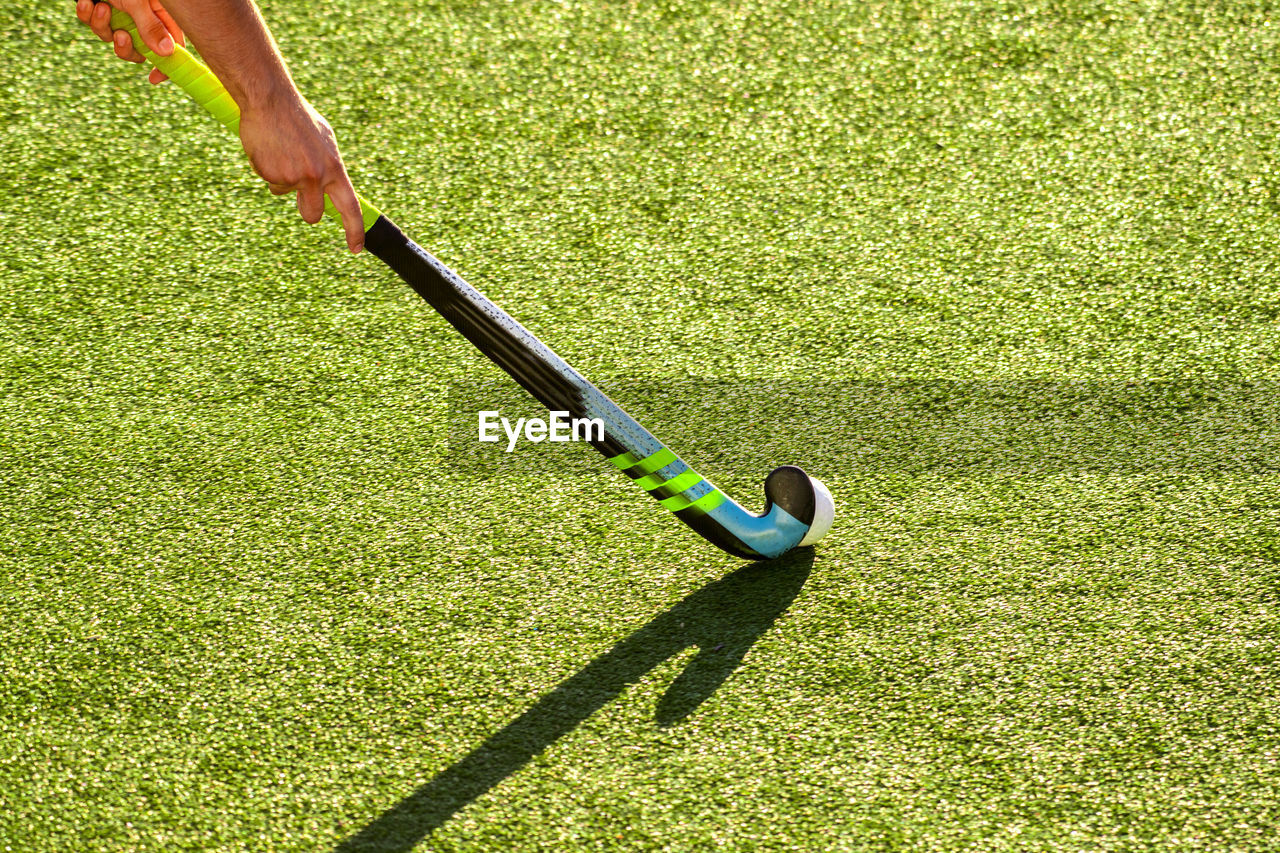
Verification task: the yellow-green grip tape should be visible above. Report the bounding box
[107,6,382,232]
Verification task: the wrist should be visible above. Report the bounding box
[235,77,304,117]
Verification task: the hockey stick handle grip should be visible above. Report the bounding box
[106,6,240,130]
[105,5,382,231]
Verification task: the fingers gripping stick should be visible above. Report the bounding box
[104,5,381,231]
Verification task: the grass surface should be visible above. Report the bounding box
[5,0,1280,849]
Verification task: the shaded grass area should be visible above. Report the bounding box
[4,0,1280,850]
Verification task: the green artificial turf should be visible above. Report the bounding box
[5,0,1280,849]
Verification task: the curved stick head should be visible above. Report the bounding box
[763,466,836,548]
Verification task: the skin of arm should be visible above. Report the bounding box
[76,0,365,253]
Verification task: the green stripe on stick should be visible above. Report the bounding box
[608,447,677,477]
[644,468,703,496]
[660,487,726,513]
[607,451,641,470]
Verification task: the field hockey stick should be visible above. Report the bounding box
[97,5,834,560]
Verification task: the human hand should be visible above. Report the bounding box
[239,94,366,254]
[75,0,184,85]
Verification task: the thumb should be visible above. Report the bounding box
[110,0,175,56]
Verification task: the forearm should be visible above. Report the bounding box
[154,0,300,112]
